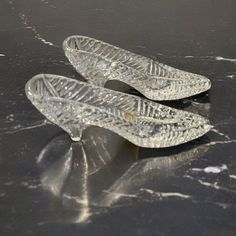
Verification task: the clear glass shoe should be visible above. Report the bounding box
[25,74,212,148]
[63,35,211,100]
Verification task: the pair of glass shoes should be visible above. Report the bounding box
[25,35,212,148]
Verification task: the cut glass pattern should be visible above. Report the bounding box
[25,74,212,148]
[63,35,211,100]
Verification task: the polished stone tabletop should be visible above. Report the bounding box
[1,0,236,235]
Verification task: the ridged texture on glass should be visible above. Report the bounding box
[63,35,211,100]
[25,74,212,148]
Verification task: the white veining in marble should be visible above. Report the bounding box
[7,0,54,45]
[215,56,236,63]
[204,165,228,173]
[229,175,236,180]
[21,181,41,189]
[191,164,228,174]
[185,175,236,194]
[211,128,231,140]
[207,140,236,146]
[226,75,236,79]
[5,114,14,122]
[102,191,137,199]
[197,180,220,189]
[18,13,56,47]
[103,188,191,202]
[139,188,191,199]
[0,119,49,135]
[184,55,236,64]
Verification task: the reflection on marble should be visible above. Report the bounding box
[2,0,236,234]
[38,126,210,223]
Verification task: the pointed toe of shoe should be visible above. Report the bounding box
[142,74,211,101]
[148,111,212,148]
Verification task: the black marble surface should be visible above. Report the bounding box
[1,0,236,235]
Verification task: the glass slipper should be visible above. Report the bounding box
[25,74,212,148]
[63,35,211,100]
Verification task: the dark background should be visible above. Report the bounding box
[0,0,236,235]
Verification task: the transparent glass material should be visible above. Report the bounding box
[25,74,212,148]
[63,35,211,101]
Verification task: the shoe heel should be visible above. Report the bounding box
[65,123,87,142]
